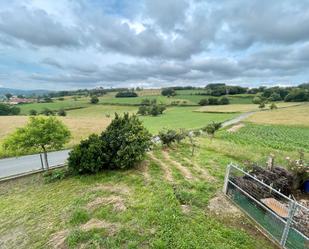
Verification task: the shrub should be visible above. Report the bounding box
[90,96,99,104]
[115,91,138,98]
[203,122,222,137]
[259,102,265,109]
[41,108,54,116]
[158,129,186,146]
[137,105,148,115]
[68,134,106,174]
[269,93,282,101]
[198,98,209,106]
[270,103,278,110]
[101,113,151,169]
[57,109,67,116]
[0,103,21,115]
[29,109,37,116]
[208,97,219,105]
[43,168,69,183]
[219,96,230,105]
[252,96,262,104]
[161,88,176,97]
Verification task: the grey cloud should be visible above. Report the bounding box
[0,7,81,47]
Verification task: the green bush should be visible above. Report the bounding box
[198,98,209,106]
[57,109,67,116]
[68,134,107,174]
[68,114,151,174]
[219,96,230,105]
[158,129,187,146]
[101,113,151,169]
[41,108,54,116]
[43,168,69,183]
[0,103,21,115]
[203,122,222,137]
[90,96,99,104]
[161,88,176,97]
[115,91,138,98]
[29,109,37,116]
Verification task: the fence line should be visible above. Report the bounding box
[223,163,309,249]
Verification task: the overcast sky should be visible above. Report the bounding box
[0,0,309,90]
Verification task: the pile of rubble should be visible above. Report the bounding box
[293,199,309,237]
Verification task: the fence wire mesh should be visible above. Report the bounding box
[224,164,309,249]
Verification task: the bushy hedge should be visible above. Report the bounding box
[68,113,151,174]
[0,103,20,115]
[115,91,138,98]
[198,97,230,106]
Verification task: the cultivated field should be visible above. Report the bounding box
[196,102,300,113]
[1,92,308,249]
[246,103,309,126]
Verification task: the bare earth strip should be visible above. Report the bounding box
[182,157,215,182]
[162,151,196,181]
[227,123,245,133]
[148,152,174,183]
[136,160,151,182]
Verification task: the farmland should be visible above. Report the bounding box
[1,90,308,249]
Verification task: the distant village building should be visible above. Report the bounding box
[8,97,35,105]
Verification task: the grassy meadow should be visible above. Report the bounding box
[1,91,309,248]
[0,140,276,249]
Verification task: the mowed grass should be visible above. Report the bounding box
[18,98,90,115]
[140,107,237,134]
[196,102,300,113]
[218,123,309,153]
[0,140,275,249]
[246,103,309,126]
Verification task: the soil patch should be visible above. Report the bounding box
[148,152,174,183]
[162,151,196,181]
[91,183,131,195]
[227,123,245,133]
[87,196,126,212]
[207,193,242,217]
[48,229,69,249]
[80,218,119,235]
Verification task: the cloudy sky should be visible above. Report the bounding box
[0,0,309,90]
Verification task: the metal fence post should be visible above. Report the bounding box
[280,200,297,247]
[39,153,45,170]
[223,164,232,194]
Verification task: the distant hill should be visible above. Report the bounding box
[0,87,50,97]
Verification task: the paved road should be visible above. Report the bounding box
[0,112,255,180]
[221,111,255,128]
[0,150,70,179]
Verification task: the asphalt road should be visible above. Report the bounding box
[0,112,254,180]
[0,149,70,179]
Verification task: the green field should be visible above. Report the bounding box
[0,140,275,249]
[140,107,236,133]
[218,123,309,153]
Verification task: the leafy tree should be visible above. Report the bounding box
[5,93,12,100]
[41,108,54,116]
[29,109,37,116]
[115,91,138,98]
[4,116,71,169]
[90,96,99,104]
[208,97,219,105]
[137,105,148,115]
[259,102,266,110]
[219,96,230,105]
[0,103,20,115]
[198,98,209,106]
[252,96,262,104]
[269,93,282,101]
[161,88,176,97]
[284,89,309,102]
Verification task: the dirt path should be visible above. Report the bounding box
[182,157,215,182]
[221,111,255,128]
[148,152,174,183]
[227,123,245,133]
[162,151,196,181]
[137,160,151,182]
